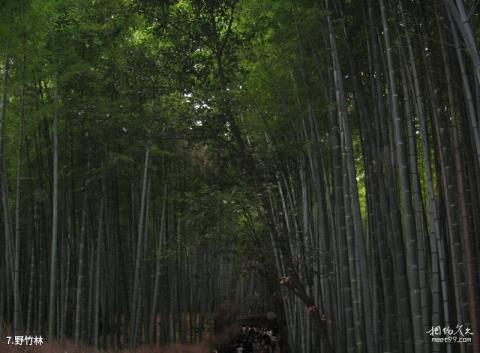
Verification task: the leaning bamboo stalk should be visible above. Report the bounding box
[149,180,167,343]
[130,146,150,347]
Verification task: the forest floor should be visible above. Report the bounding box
[0,325,279,353]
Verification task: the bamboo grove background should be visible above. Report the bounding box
[0,0,479,353]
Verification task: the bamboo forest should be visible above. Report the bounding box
[0,0,480,352]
